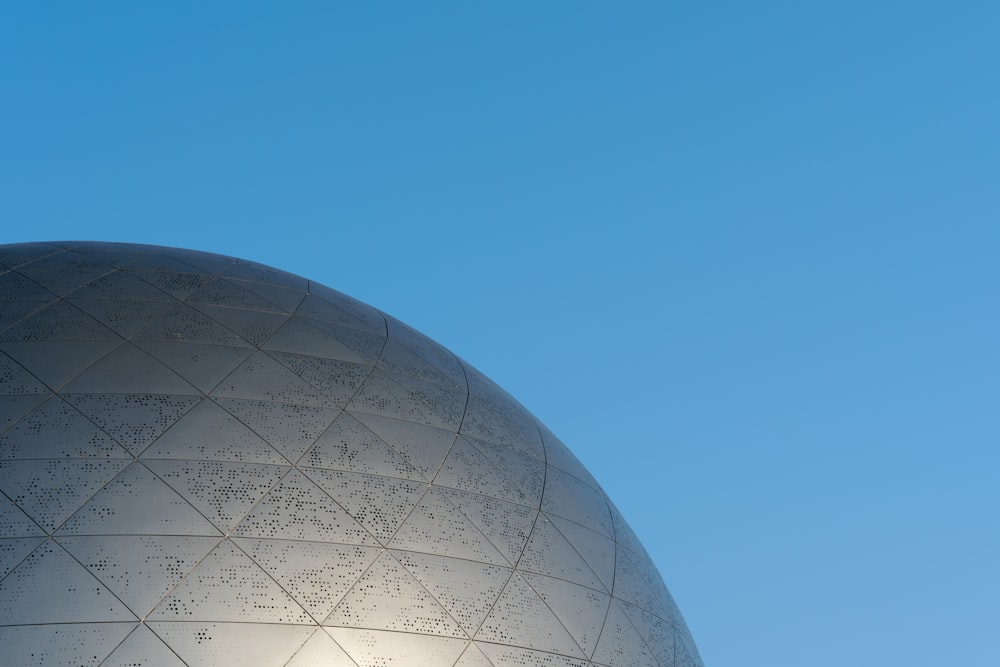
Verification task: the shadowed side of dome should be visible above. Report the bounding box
[0,241,703,667]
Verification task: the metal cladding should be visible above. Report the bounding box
[0,241,703,667]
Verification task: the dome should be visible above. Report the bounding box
[0,241,702,667]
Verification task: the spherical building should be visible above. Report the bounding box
[0,241,702,667]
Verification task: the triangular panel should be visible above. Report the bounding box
[295,291,385,335]
[541,467,614,539]
[0,393,50,433]
[61,343,201,395]
[0,623,135,667]
[301,412,421,479]
[0,299,120,341]
[476,572,585,658]
[0,458,130,532]
[126,268,215,299]
[0,268,55,300]
[150,622,316,667]
[0,298,53,338]
[269,351,371,408]
[607,499,646,556]
[466,434,545,506]
[58,462,221,536]
[0,396,130,460]
[150,539,312,623]
[476,643,588,667]
[0,243,62,269]
[0,351,49,395]
[324,552,466,638]
[160,248,238,275]
[64,393,202,457]
[232,469,378,545]
[676,634,699,667]
[0,340,119,390]
[128,255,217,273]
[135,341,254,394]
[214,397,340,463]
[612,544,677,620]
[377,316,466,390]
[620,602,677,667]
[518,515,605,591]
[307,318,384,364]
[437,487,537,566]
[227,277,306,314]
[284,628,358,667]
[57,534,220,617]
[394,371,467,431]
[263,317,368,363]
[392,550,511,635]
[350,411,456,481]
[0,540,135,624]
[388,487,508,566]
[348,369,454,430]
[235,538,380,621]
[143,459,288,532]
[211,351,335,407]
[100,623,188,667]
[15,251,114,296]
[548,514,616,593]
[0,492,45,537]
[0,536,46,579]
[523,572,611,656]
[133,303,254,347]
[141,399,284,463]
[461,367,544,461]
[69,298,175,339]
[187,278,288,313]
[435,436,536,506]
[303,468,427,542]
[326,628,468,667]
[591,600,659,667]
[223,260,309,290]
[537,422,601,490]
[189,303,289,347]
[453,643,494,667]
[51,241,150,266]
[65,268,175,302]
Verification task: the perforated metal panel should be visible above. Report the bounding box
[0,242,704,667]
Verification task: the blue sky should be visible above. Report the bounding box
[3,3,999,665]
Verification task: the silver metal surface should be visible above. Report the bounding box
[0,241,704,667]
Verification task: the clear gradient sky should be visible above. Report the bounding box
[2,3,999,666]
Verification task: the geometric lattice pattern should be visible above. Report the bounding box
[0,241,703,667]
